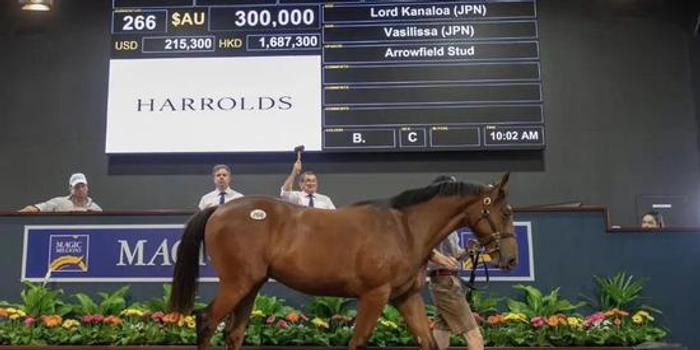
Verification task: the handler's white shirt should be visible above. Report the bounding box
[280,189,335,209]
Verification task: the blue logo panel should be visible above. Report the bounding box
[23,222,534,282]
[22,225,217,282]
[457,221,534,281]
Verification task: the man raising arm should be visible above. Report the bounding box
[280,159,335,209]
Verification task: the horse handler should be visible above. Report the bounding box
[428,175,484,350]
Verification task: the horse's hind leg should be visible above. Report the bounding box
[349,285,391,350]
[392,291,438,350]
[224,283,263,350]
[196,281,254,350]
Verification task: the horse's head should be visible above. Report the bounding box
[463,173,518,270]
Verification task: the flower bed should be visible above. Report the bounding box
[0,273,667,347]
[0,347,637,350]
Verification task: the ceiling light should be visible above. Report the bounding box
[19,0,54,12]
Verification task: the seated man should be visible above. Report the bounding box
[198,164,244,210]
[280,159,335,209]
[641,211,664,229]
[19,173,102,212]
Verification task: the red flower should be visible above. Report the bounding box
[277,319,289,329]
[151,311,165,322]
[531,316,545,328]
[473,312,483,325]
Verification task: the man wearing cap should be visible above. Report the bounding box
[280,159,335,209]
[19,173,102,212]
[198,164,244,210]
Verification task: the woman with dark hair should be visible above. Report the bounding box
[641,211,665,229]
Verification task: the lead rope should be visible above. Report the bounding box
[462,239,490,304]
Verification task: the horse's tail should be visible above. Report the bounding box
[170,206,217,314]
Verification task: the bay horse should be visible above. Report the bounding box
[170,173,517,350]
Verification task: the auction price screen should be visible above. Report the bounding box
[107,0,543,153]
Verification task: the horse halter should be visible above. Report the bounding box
[470,196,515,255]
[462,195,516,297]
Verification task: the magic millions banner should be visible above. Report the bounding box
[458,222,534,281]
[22,223,534,282]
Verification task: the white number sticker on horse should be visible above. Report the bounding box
[249,209,267,221]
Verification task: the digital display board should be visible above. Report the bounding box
[107,0,543,153]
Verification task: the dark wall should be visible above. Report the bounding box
[1,0,698,225]
[691,5,700,171]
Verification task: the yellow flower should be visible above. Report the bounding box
[379,319,399,329]
[16,310,26,317]
[251,310,264,318]
[636,311,654,321]
[311,317,329,329]
[186,319,196,329]
[120,309,145,317]
[6,308,17,314]
[9,314,19,320]
[62,319,80,329]
[179,315,195,328]
[503,313,527,322]
[632,311,654,323]
[567,317,583,328]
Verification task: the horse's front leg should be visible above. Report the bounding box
[392,291,438,350]
[349,285,391,350]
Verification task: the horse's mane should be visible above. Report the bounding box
[352,181,485,210]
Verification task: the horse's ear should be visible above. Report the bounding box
[497,172,511,192]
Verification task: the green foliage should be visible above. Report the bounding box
[303,297,355,318]
[588,272,658,313]
[253,295,296,317]
[507,284,585,318]
[71,286,130,316]
[19,282,70,317]
[139,284,171,312]
[470,290,503,315]
[369,306,413,346]
[134,284,204,313]
[0,274,668,347]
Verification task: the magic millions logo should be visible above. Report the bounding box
[48,235,89,272]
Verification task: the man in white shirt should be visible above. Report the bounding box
[280,159,335,209]
[198,164,244,210]
[19,173,102,212]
